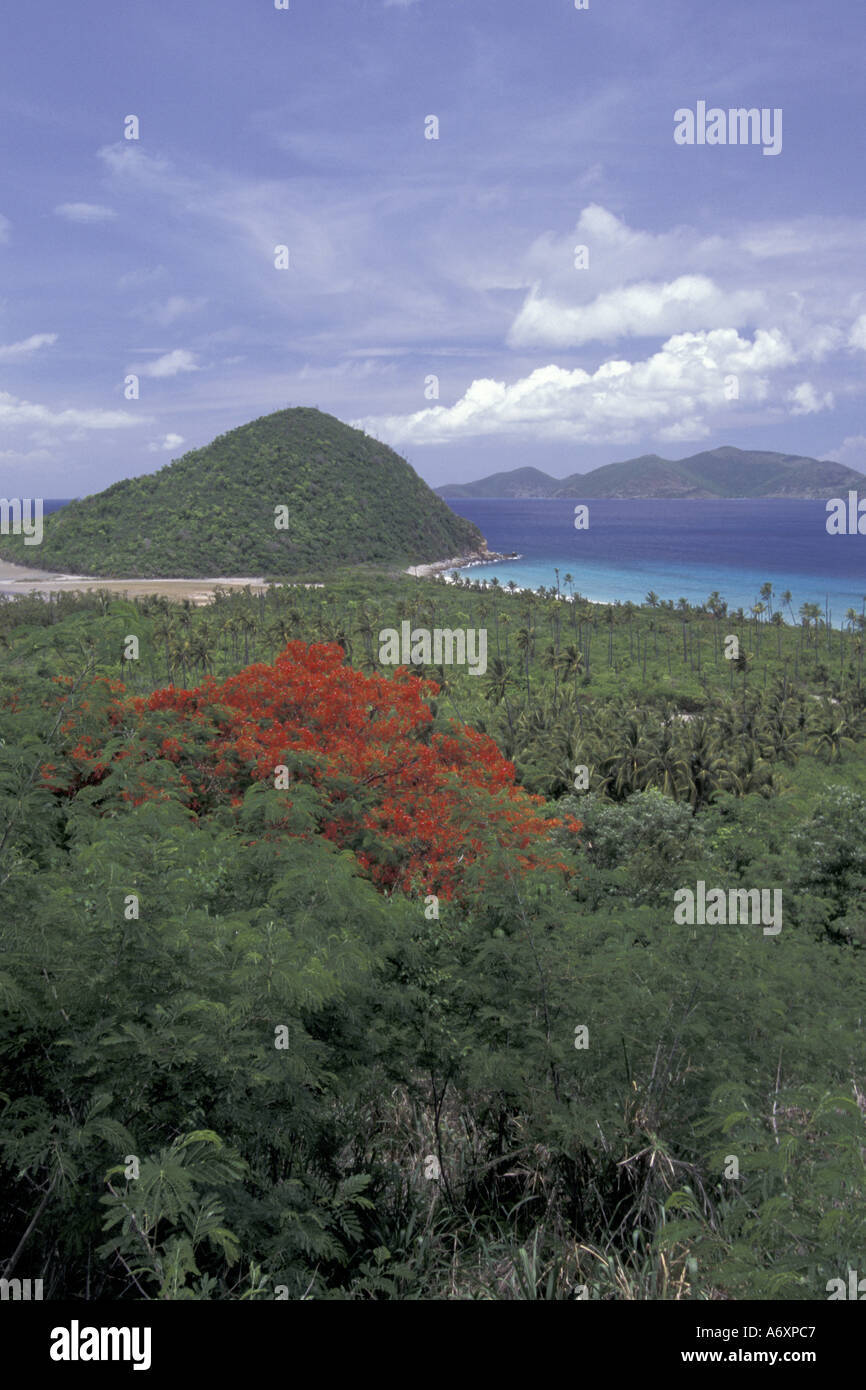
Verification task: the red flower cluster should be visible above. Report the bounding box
[46,643,579,898]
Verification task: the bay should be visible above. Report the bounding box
[447,498,866,626]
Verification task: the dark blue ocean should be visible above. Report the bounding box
[447,499,866,626]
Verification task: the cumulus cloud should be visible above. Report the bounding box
[786,381,834,415]
[504,205,866,361]
[849,314,866,350]
[351,204,866,446]
[0,391,146,430]
[148,432,185,453]
[87,149,866,453]
[509,274,764,348]
[0,333,58,360]
[356,327,794,446]
[54,202,117,223]
[832,435,866,470]
[133,349,199,378]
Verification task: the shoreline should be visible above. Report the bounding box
[0,558,272,606]
[405,548,519,579]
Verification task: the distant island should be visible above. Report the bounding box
[435,446,865,500]
[0,408,485,579]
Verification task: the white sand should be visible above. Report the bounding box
[0,558,272,606]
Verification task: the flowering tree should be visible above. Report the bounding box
[43,642,578,898]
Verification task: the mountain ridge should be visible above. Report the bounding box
[436,447,864,500]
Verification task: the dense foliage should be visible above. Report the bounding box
[0,408,483,576]
[1,576,864,1300]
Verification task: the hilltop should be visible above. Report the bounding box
[436,446,864,499]
[436,466,562,500]
[0,408,484,578]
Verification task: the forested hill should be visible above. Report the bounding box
[436,446,864,499]
[0,407,484,577]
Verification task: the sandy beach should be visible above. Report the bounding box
[0,557,272,606]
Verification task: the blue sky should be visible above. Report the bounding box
[1,0,864,494]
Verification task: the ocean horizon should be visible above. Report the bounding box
[447,498,866,626]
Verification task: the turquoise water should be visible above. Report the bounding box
[448,499,866,626]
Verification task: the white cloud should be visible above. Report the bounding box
[133,349,199,378]
[0,447,54,463]
[88,146,866,448]
[54,202,117,224]
[141,296,207,326]
[0,333,58,360]
[0,213,11,243]
[97,144,174,184]
[657,418,711,444]
[148,432,185,453]
[826,435,866,469]
[0,391,147,430]
[786,381,834,415]
[356,327,795,446]
[849,313,866,350]
[504,205,866,362]
[509,274,764,348]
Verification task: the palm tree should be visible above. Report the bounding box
[516,627,534,705]
[266,616,292,660]
[597,714,651,800]
[542,642,560,706]
[680,718,726,812]
[170,632,192,687]
[153,611,176,682]
[499,611,511,664]
[644,725,686,799]
[192,623,213,677]
[798,602,823,647]
[759,581,774,617]
[725,742,775,798]
[559,643,584,708]
[483,656,514,707]
[810,704,856,763]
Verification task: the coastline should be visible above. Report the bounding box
[405,548,519,579]
[0,557,272,606]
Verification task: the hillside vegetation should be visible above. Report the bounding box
[1,573,864,1300]
[0,408,484,577]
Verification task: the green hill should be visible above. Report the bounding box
[0,408,485,577]
[437,446,864,499]
[436,466,561,499]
